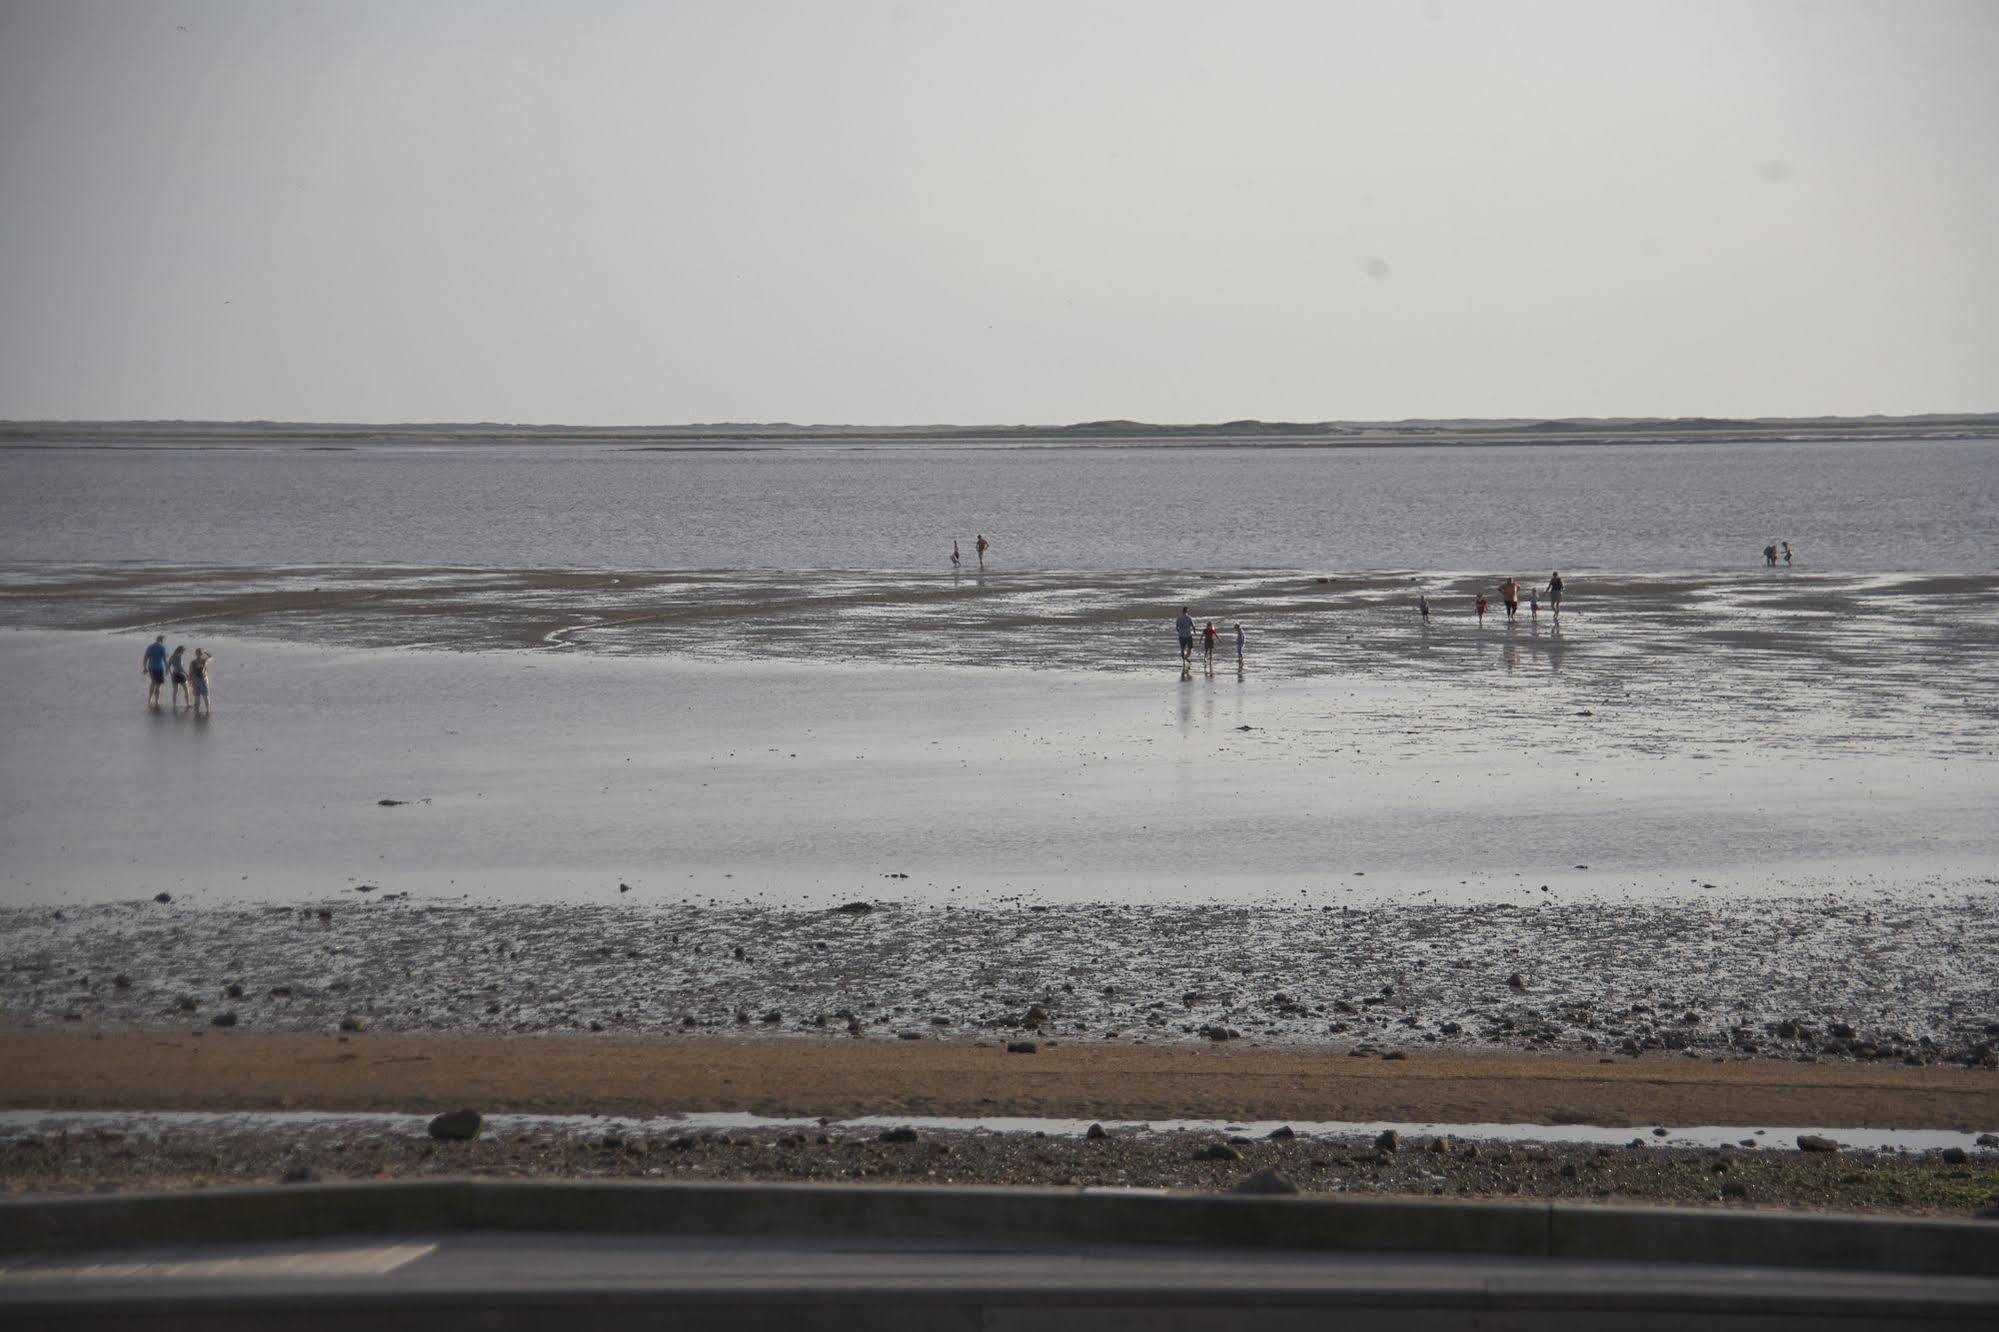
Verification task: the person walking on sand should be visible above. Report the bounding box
[1530,588,1539,618]
[189,647,214,716]
[167,645,189,709]
[1546,571,1564,620]
[951,540,961,568]
[1234,622,1245,664]
[1418,594,1430,618]
[1202,620,1217,669]
[1763,543,1778,567]
[976,534,990,567]
[1500,576,1520,620]
[143,635,168,707]
[1782,541,1793,567]
[1174,607,1195,664]
[1474,591,1487,624]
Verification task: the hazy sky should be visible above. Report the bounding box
[2,0,1993,424]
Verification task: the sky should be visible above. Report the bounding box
[1,0,1994,425]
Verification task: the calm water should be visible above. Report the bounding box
[3,436,1995,572]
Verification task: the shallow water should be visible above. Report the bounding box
[3,630,1992,907]
[4,435,1995,572]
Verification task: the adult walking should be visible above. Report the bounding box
[975,534,991,567]
[1174,607,1195,664]
[142,635,168,707]
[1499,576,1520,619]
[1546,571,1565,620]
[189,648,215,716]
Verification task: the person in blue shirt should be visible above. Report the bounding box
[142,635,168,707]
[1174,607,1195,663]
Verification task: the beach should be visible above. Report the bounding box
[2,431,1995,1215]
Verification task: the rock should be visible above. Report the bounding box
[1023,1004,1050,1026]
[619,883,632,893]
[1830,1021,1856,1039]
[1940,1146,1969,1165]
[224,983,244,999]
[175,995,199,1012]
[1721,1180,1750,1199]
[1086,1123,1109,1141]
[280,1165,320,1185]
[1438,1021,1462,1035]
[1231,1168,1299,1195]
[833,901,873,914]
[1194,1142,1243,1162]
[1653,1127,1669,1137]
[1198,1024,1237,1041]
[268,986,293,997]
[760,1010,782,1024]
[209,1012,238,1027]
[354,885,376,894]
[1507,972,1527,990]
[1797,1134,1841,1154]
[1428,1136,1451,1154]
[1374,1129,1400,1154]
[377,798,406,807]
[315,908,333,922]
[427,1109,483,1141]
[112,974,132,990]
[153,893,172,904]
[1977,1133,1999,1149]
[1006,1040,1039,1054]
[338,1016,367,1032]
[1381,1049,1407,1061]
[1267,1125,1296,1140]
[878,1127,920,1144]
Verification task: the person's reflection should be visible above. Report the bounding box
[1503,633,1519,673]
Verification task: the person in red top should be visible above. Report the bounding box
[1201,621,1217,668]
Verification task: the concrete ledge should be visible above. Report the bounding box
[1,1179,1993,1276]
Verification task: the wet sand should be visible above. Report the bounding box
[5,567,1997,719]
[6,1029,1994,1128]
[3,625,1994,906]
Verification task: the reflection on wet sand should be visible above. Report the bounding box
[3,564,1993,755]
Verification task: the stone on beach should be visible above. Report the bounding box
[427,1108,483,1141]
[1231,1168,1300,1195]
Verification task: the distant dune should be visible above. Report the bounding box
[1,413,1994,447]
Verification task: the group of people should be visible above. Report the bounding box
[142,635,214,714]
[949,534,992,568]
[1174,607,1244,671]
[1763,541,1795,567]
[1418,571,1566,625]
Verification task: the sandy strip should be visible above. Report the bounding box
[6,1030,1994,1129]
